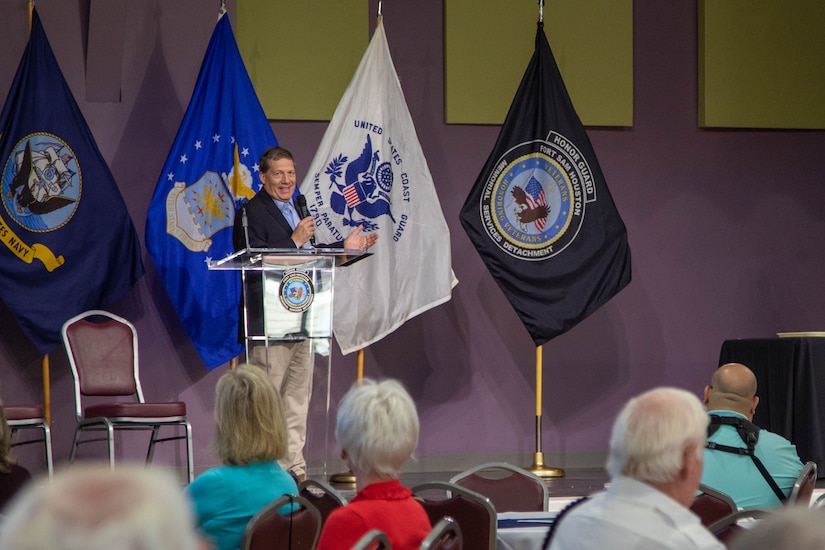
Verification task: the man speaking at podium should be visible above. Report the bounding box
[232,146,377,480]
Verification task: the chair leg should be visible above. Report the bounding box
[69,427,82,463]
[43,423,54,479]
[185,421,194,483]
[146,426,161,465]
[106,421,115,470]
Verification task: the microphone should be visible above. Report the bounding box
[241,204,251,250]
[295,194,315,247]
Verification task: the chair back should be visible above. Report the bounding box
[690,484,737,526]
[299,478,347,526]
[449,461,548,512]
[420,516,462,550]
[351,529,392,550]
[62,310,142,420]
[412,481,496,550]
[240,494,321,550]
[708,508,772,545]
[787,461,818,506]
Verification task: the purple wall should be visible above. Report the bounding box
[2,0,824,477]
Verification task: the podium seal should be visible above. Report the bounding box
[279,269,314,313]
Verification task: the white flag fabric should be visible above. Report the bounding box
[300,19,457,355]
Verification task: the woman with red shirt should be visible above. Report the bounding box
[315,378,431,550]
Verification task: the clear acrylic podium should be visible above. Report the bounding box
[209,247,370,478]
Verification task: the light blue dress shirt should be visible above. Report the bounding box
[274,198,311,249]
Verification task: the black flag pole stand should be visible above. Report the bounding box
[530,345,565,478]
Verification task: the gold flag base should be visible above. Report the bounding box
[329,470,357,484]
[529,452,565,478]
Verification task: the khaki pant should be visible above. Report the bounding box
[250,340,313,478]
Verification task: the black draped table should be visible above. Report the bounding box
[719,337,825,477]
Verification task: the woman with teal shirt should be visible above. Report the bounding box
[186,364,298,550]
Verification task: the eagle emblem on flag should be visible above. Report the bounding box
[327,133,395,231]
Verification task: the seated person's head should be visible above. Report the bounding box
[0,464,202,550]
[336,378,419,481]
[729,507,825,550]
[607,386,709,506]
[703,362,759,420]
[213,363,287,466]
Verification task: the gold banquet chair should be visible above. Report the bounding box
[61,310,193,483]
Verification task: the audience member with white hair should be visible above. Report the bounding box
[547,386,725,550]
[315,378,431,550]
[0,464,205,550]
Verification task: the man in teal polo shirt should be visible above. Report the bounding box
[701,363,804,509]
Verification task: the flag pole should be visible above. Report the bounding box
[529,344,564,478]
[329,348,364,484]
[42,355,50,425]
[331,2,380,484]
[523,0,562,479]
[28,3,49,426]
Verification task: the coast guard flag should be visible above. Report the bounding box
[459,23,631,346]
[301,19,457,355]
[0,9,144,354]
[145,14,276,369]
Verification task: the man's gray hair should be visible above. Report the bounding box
[607,386,709,483]
[0,465,201,550]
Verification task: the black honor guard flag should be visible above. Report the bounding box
[459,23,631,346]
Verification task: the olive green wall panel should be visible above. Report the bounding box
[445,0,633,126]
[699,0,825,129]
[237,1,368,121]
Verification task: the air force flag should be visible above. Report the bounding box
[145,14,277,369]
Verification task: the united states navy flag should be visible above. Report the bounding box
[459,23,631,346]
[145,13,276,369]
[0,9,144,354]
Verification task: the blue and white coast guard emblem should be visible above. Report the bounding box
[327,134,395,231]
[309,124,414,245]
